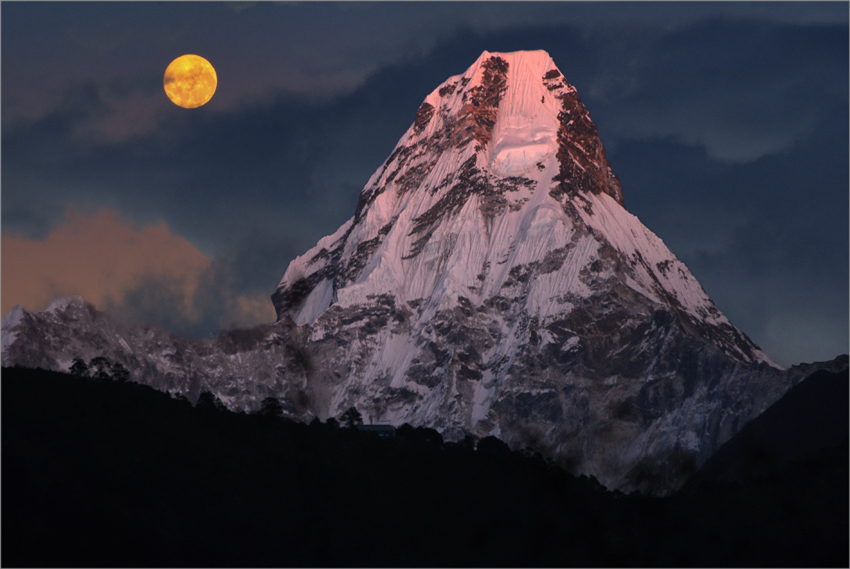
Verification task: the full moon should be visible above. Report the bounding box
[163,54,217,108]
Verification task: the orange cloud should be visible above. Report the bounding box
[1,208,276,333]
[2,207,209,316]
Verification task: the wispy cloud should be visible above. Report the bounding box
[1,208,276,338]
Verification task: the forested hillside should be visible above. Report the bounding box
[3,367,846,567]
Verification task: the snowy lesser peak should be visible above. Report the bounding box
[6,51,809,496]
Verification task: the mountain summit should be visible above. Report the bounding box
[5,51,819,495]
[273,50,770,366]
[266,50,785,492]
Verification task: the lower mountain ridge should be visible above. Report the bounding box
[4,366,847,567]
[3,294,844,496]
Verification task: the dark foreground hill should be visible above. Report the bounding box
[684,365,849,487]
[2,366,847,567]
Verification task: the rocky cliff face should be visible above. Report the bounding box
[1,298,314,416]
[3,51,835,495]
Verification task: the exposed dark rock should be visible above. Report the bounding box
[438,82,457,97]
[457,56,510,150]
[413,102,435,133]
[550,87,624,207]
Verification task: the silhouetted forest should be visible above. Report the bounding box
[3,366,847,567]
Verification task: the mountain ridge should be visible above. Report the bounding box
[2,50,826,495]
[5,365,846,567]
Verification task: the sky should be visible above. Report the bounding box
[2,2,847,368]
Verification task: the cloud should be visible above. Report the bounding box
[613,114,849,367]
[2,8,846,363]
[6,14,845,246]
[104,258,277,339]
[1,208,277,338]
[4,2,846,130]
[2,207,209,315]
[581,19,849,163]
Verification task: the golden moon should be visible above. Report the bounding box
[163,54,217,108]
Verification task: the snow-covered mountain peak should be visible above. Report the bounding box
[421,49,566,127]
[272,50,774,372]
[2,298,94,364]
[45,295,88,315]
[1,305,28,363]
[273,50,633,323]
[2,304,27,331]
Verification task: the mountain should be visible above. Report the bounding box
[3,50,842,495]
[5,366,847,568]
[683,362,849,487]
[2,297,310,413]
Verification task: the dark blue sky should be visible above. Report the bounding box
[2,2,847,367]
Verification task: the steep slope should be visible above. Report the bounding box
[3,50,830,495]
[683,363,849,486]
[273,51,766,367]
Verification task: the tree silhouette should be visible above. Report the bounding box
[70,358,89,377]
[89,357,112,381]
[259,397,284,417]
[458,434,479,450]
[196,391,227,412]
[339,406,363,428]
[110,362,130,382]
[171,392,191,406]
